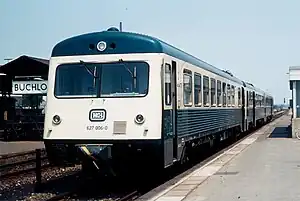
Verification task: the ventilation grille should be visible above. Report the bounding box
[113,121,127,134]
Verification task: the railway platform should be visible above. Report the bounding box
[0,141,45,155]
[141,114,299,201]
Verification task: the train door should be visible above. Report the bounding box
[241,87,245,132]
[162,60,177,167]
[246,90,249,130]
[253,91,256,127]
[264,95,266,118]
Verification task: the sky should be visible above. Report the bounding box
[1,0,299,104]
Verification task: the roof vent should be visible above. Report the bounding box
[222,69,233,77]
[107,27,120,32]
[246,82,254,87]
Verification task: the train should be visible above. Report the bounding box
[43,27,274,176]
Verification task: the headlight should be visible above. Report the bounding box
[52,115,61,125]
[97,41,107,51]
[135,114,145,124]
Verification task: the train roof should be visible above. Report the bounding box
[51,28,244,84]
[244,81,272,98]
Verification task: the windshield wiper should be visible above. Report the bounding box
[79,60,98,88]
[118,59,137,89]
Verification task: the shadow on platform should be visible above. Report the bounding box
[269,126,292,138]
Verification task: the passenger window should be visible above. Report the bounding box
[227,84,231,106]
[238,88,241,107]
[217,80,222,106]
[194,73,202,106]
[231,86,235,107]
[203,76,209,106]
[246,91,249,107]
[211,78,216,106]
[165,64,171,106]
[222,83,226,106]
[183,69,192,106]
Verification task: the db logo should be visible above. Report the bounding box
[89,109,106,121]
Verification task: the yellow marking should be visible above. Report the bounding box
[80,146,91,156]
[4,111,7,121]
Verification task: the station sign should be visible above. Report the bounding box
[12,80,48,95]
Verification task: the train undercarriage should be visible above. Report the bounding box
[45,140,163,177]
[44,122,256,178]
[44,115,273,178]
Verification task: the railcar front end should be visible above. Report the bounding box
[43,31,166,175]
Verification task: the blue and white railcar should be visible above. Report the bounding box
[43,28,273,174]
[265,93,274,121]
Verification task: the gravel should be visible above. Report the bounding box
[21,192,57,201]
[0,165,81,201]
[0,150,47,166]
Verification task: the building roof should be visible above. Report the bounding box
[0,55,49,77]
[289,66,300,82]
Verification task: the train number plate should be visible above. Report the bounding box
[86,125,108,131]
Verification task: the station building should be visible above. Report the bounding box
[289,66,300,138]
[0,55,49,140]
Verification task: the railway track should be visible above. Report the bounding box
[44,189,140,201]
[0,149,49,179]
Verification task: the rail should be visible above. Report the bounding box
[0,148,46,159]
[0,148,49,188]
[273,110,286,119]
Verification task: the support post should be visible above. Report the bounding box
[35,149,42,191]
[293,81,296,118]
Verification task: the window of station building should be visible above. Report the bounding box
[194,73,202,106]
[238,87,241,107]
[183,69,192,106]
[231,86,235,106]
[203,76,209,106]
[217,80,222,107]
[227,84,231,106]
[222,82,227,106]
[164,64,172,106]
[210,78,216,106]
